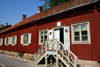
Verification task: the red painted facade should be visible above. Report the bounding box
[0,2,100,62]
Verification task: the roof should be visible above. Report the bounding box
[0,0,99,34]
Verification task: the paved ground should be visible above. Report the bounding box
[0,54,45,67]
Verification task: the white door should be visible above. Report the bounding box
[64,26,70,50]
[49,26,70,50]
[49,29,53,49]
[53,29,60,49]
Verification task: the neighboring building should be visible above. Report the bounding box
[0,0,100,67]
[0,23,12,32]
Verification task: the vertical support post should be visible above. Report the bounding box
[50,56,52,65]
[56,40,58,67]
[68,51,69,64]
[35,53,37,62]
[45,40,48,67]
[42,45,43,53]
[75,59,77,67]
[45,54,47,67]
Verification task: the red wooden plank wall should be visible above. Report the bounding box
[0,6,99,62]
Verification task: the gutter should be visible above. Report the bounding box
[34,0,99,21]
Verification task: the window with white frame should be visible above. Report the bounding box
[5,37,10,45]
[0,38,3,45]
[11,36,17,45]
[21,33,31,45]
[71,21,91,44]
[39,29,48,45]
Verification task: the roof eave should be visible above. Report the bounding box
[34,0,99,22]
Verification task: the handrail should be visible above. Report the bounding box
[35,39,78,67]
[58,40,78,59]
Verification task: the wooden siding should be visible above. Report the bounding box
[0,5,100,62]
[4,31,17,52]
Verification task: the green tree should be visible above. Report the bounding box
[41,0,69,10]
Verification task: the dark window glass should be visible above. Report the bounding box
[74,37,80,41]
[82,36,88,41]
[74,32,79,36]
[6,38,9,44]
[41,40,43,43]
[82,31,87,35]
[12,37,15,44]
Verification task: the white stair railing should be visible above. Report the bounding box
[57,40,78,67]
[35,39,78,67]
[35,42,46,63]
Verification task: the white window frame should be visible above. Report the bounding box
[21,33,31,46]
[39,29,48,45]
[71,21,91,44]
[5,37,10,46]
[0,38,3,46]
[11,36,17,46]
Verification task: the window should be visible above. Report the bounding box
[71,21,91,44]
[5,37,10,45]
[11,36,17,45]
[39,29,48,45]
[21,33,31,45]
[0,38,3,45]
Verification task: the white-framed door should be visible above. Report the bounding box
[48,26,70,50]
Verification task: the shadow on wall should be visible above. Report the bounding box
[19,52,24,58]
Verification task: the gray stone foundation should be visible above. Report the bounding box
[77,59,100,67]
[0,50,35,61]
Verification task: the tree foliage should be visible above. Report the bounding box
[41,0,69,10]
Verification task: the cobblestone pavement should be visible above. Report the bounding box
[0,54,45,67]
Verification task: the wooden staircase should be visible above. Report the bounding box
[35,39,78,67]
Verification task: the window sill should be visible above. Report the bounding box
[23,43,29,46]
[72,41,91,44]
[5,44,9,46]
[11,44,16,46]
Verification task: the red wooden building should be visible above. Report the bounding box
[0,0,100,66]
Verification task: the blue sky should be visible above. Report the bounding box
[0,0,44,26]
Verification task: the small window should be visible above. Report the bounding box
[23,33,28,44]
[21,33,31,45]
[11,36,17,45]
[39,29,48,45]
[0,38,3,45]
[5,37,10,45]
[71,21,91,44]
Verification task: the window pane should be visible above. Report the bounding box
[41,32,43,36]
[6,38,8,44]
[81,31,87,35]
[0,39,1,44]
[24,34,28,43]
[81,24,87,31]
[74,32,79,36]
[82,36,88,41]
[41,36,43,40]
[44,36,47,41]
[12,37,15,44]
[44,31,47,36]
[74,25,79,32]
[74,37,80,41]
[41,40,43,43]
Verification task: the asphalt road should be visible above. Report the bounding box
[0,55,32,67]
